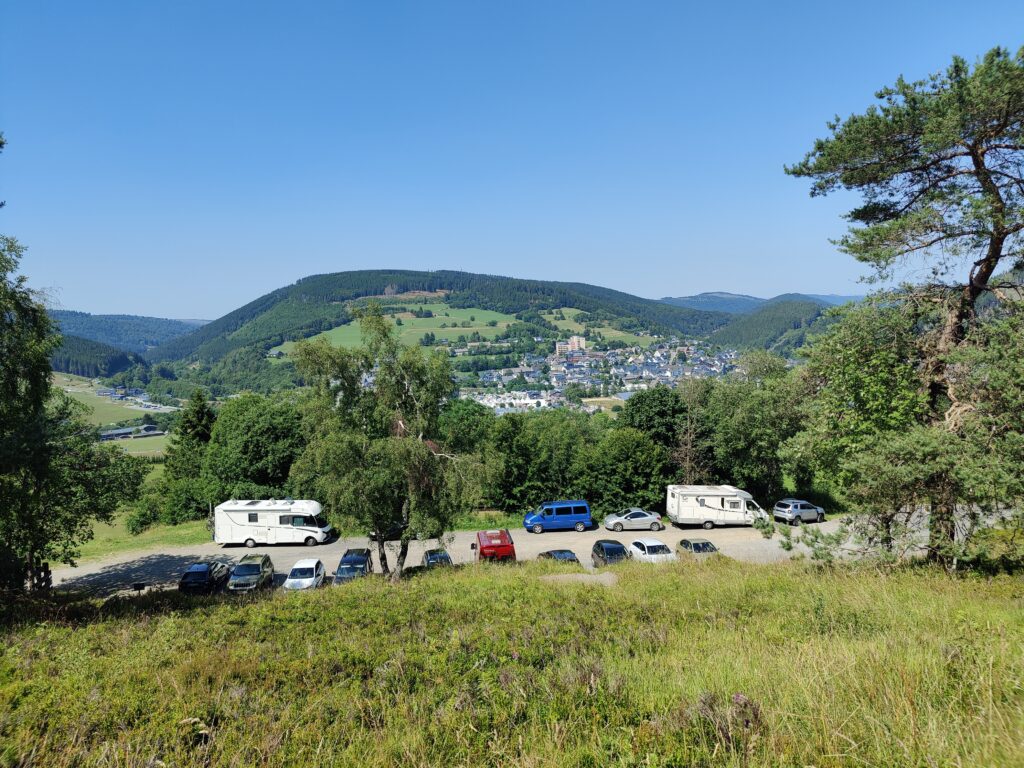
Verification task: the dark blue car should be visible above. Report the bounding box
[523,500,592,533]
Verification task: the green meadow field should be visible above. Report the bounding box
[56,373,146,426]
[541,308,654,348]
[272,303,518,355]
[1,562,1021,767]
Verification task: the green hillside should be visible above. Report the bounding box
[50,311,205,354]
[50,334,145,378]
[660,292,767,314]
[710,299,828,353]
[148,271,730,363]
[2,562,1020,767]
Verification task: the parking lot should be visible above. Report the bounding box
[52,517,843,595]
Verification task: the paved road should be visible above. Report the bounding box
[54,518,842,595]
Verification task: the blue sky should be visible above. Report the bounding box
[2,2,1022,318]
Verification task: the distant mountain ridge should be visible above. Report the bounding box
[147,270,732,363]
[660,291,862,315]
[49,310,206,354]
[709,298,833,355]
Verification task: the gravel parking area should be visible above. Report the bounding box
[52,519,843,595]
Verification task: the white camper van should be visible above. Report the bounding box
[665,485,767,529]
[213,499,332,547]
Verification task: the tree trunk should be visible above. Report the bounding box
[375,537,390,576]
[392,539,410,584]
[927,497,957,567]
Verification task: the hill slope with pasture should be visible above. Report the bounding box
[147,270,731,362]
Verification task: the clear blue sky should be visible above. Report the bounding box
[2,2,1022,318]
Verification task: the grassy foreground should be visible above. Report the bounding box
[1,562,1022,767]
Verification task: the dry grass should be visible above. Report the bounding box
[1,561,1021,767]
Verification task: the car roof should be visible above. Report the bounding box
[542,549,575,556]
[477,529,513,545]
[541,499,588,505]
[682,538,713,545]
[292,558,321,569]
[239,554,266,563]
[343,548,370,556]
[633,538,667,547]
[595,539,625,548]
[777,498,804,503]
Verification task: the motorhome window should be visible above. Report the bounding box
[728,501,740,510]
[698,498,705,507]
[248,513,258,523]
[292,516,308,526]
[279,515,291,526]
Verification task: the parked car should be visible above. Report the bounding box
[369,523,408,542]
[523,500,592,533]
[628,538,677,564]
[334,549,373,583]
[423,549,453,569]
[227,554,275,592]
[471,529,517,562]
[603,507,664,532]
[591,539,629,567]
[773,499,825,524]
[677,538,720,560]
[283,558,326,590]
[178,561,230,594]
[538,549,580,563]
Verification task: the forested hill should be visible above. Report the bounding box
[49,311,206,354]
[147,270,732,362]
[50,335,146,378]
[660,291,862,314]
[709,297,830,354]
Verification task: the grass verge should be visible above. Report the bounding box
[1,561,1021,766]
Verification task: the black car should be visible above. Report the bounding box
[368,523,408,542]
[334,549,373,584]
[227,554,275,592]
[422,549,453,569]
[538,549,580,564]
[178,561,231,594]
[591,540,629,568]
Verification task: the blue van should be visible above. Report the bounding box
[523,500,593,533]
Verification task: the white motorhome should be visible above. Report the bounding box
[665,485,767,529]
[213,499,332,547]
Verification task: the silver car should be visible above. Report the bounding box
[677,538,720,560]
[773,499,825,524]
[603,507,664,532]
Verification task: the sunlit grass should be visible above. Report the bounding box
[1,561,1020,767]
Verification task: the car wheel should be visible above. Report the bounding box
[532,524,543,534]
[817,512,825,523]
[574,522,586,532]
[304,536,317,547]
[613,523,623,532]
[791,517,800,526]
[702,521,714,530]
[650,522,661,531]
[244,538,256,548]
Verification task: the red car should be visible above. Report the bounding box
[472,529,517,562]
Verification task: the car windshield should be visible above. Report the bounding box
[314,515,329,528]
[647,545,671,555]
[290,568,314,579]
[336,564,361,574]
[692,542,717,553]
[233,564,261,576]
[606,545,626,555]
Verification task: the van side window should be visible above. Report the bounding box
[248,513,258,523]
[572,505,587,517]
[555,506,572,516]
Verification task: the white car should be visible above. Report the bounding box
[283,558,326,590]
[628,538,677,564]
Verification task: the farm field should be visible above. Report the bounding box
[271,303,518,355]
[540,307,655,347]
[2,563,1021,767]
[116,433,170,456]
[583,396,624,414]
